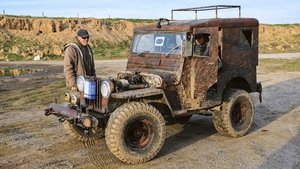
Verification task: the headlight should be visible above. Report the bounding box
[76,76,85,92]
[101,81,111,98]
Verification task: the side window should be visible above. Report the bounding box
[193,33,210,56]
[239,30,252,47]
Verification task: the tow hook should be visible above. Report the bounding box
[59,117,66,122]
[84,129,89,135]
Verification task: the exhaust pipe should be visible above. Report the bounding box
[44,103,77,119]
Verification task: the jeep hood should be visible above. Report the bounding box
[126,55,184,86]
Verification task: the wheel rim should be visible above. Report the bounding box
[231,98,251,131]
[125,118,154,150]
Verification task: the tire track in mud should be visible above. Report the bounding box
[81,139,124,169]
[79,124,187,169]
[43,138,124,168]
[38,139,84,168]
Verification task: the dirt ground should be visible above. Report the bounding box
[0,54,299,169]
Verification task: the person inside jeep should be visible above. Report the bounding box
[194,33,210,56]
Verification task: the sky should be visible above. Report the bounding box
[1,0,300,24]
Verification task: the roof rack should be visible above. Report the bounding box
[171,5,241,20]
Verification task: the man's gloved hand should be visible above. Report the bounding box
[71,85,78,92]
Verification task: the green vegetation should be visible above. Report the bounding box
[6,53,23,61]
[1,36,36,61]
[0,36,63,61]
[3,36,34,52]
[1,36,131,61]
[259,58,300,72]
[269,23,300,27]
[101,18,156,23]
[44,54,62,60]
[0,80,68,111]
[1,14,156,23]
[93,40,131,59]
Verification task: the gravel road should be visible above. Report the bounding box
[0,54,299,169]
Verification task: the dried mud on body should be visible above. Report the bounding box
[0,56,300,169]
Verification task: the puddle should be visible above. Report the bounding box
[0,67,44,77]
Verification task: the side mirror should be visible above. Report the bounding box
[182,39,193,58]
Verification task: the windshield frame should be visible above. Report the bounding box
[131,32,187,56]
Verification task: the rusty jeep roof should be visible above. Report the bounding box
[134,18,259,32]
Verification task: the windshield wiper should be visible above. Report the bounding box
[137,46,155,56]
[137,51,148,56]
[164,45,181,57]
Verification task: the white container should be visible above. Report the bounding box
[84,80,96,100]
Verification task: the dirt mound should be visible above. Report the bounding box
[0,16,142,41]
[0,16,150,60]
[0,16,299,60]
[260,24,300,53]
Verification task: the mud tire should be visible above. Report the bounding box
[63,121,104,142]
[212,89,254,137]
[105,102,166,164]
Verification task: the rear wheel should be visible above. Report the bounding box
[105,102,166,164]
[212,89,254,137]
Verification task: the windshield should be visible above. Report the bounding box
[132,32,186,55]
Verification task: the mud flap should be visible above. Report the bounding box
[257,82,262,103]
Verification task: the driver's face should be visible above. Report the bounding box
[195,36,205,45]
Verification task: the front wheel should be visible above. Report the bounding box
[105,102,166,164]
[212,89,254,137]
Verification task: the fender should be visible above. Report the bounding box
[111,87,164,99]
[111,87,174,116]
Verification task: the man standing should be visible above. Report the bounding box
[64,29,96,91]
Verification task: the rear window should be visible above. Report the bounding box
[239,30,252,47]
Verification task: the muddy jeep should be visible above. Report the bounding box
[45,5,262,164]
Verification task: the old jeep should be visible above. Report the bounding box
[45,5,262,164]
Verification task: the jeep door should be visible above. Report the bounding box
[181,27,219,109]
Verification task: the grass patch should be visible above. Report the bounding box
[259,58,300,72]
[3,36,35,52]
[1,36,63,61]
[93,39,131,59]
[1,36,131,61]
[0,80,68,112]
[6,53,23,61]
[44,54,62,60]
[101,18,156,23]
[1,15,156,23]
[270,23,300,27]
